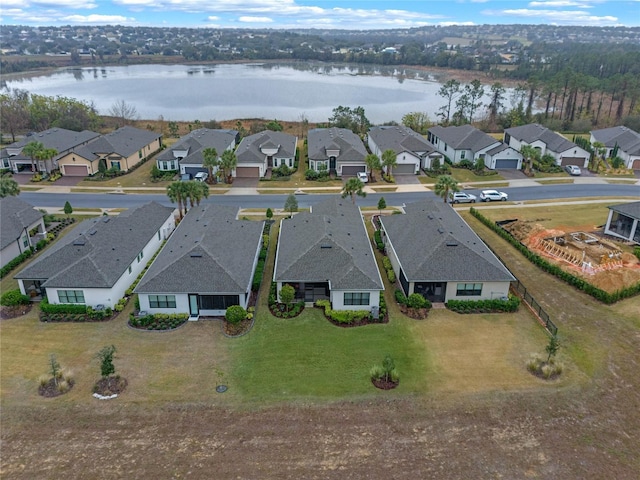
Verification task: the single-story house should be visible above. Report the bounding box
[14,202,175,307]
[0,196,46,269]
[307,127,368,177]
[367,125,441,173]
[604,201,640,244]
[504,123,590,168]
[155,128,238,178]
[2,128,100,174]
[235,130,297,178]
[427,125,523,170]
[274,197,384,311]
[135,204,264,319]
[379,200,515,303]
[56,126,162,176]
[590,126,640,170]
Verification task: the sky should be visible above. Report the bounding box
[0,0,638,29]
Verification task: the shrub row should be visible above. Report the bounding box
[40,297,87,314]
[271,300,305,318]
[446,296,520,314]
[395,288,407,305]
[129,312,188,330]
[374,230,384,251]
[0,247,34,279]
[315,299,372,324]
[407,293,431,309]
[470,207,640,304]
[1,289,31,306]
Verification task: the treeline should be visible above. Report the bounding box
[0,90,101,142]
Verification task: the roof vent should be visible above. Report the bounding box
[437,228,444,234]
[190,252,202,257]
[320,244,332,249]
[73,238,85,246]
[446,241,459,247]
[88,229,97,235]
[102,217,110,223]
[427,214,434,220]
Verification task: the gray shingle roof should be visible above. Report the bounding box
[505,123,577,153]
[591,126,640,155]
[88,126,160,157]
[156,129,237,166]
[135,205,264,294]
[428,125,499,154]
[380,200,514,283]
[3,128,100,161]
[368,125,435,155]
[274,197,383,290]
[236,131,297,165]
[608,201,640,220]
[307,128,367,162]
[0,196,43,250]
[14,202,174,288]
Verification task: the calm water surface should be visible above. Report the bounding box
[2,62,455,123]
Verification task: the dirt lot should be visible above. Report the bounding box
[2,218,640,479]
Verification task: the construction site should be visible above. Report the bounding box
[498,219,640,293]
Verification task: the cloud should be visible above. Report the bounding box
[238,16,273,22]
[498,8,617,23]
[62,14,136,24]
[528,1,593,7]
[34,0,98,7]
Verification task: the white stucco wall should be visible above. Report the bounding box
[330,289,381,311]
[444,281,510,302]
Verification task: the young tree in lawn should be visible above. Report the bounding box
[341,177,367,204]
[63,200,73,218]
[364,153,381,182]
[266,207,273,221]
[546,335,560,363]
[0,173,20,198]
[219,150,237,184]
[97,345,117,378]
[22,141,44,173]
[49,354,61,387]
[377,196,387,216]
[279,284,295,311]
[284,193,298,217]
[434,175,459,203]
[381,149,397,178]
[202,147,219,184]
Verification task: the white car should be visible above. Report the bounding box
[194,172,208,182]
[565,165,581,176]
[480,189,508,202]
[357,171,368,183]
[450,192,477,204]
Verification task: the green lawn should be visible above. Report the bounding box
[450,168,505,183]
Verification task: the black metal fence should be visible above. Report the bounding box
[512,280,558,336]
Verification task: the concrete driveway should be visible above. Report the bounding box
[231,177,260,188]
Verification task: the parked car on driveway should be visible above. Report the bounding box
[194,172,208,182]
[449,192,477,204]
[480,189,508,202]
[565,165,581,176]
[357,171,368,183]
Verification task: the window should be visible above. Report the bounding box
[111,161,121,171]
[460,151,466,159]
[199,295,239,310]
[289,158,293,167]
[138,150,143,159]
[344,292,370,306]
[149,295,176,308]
[456,283,482,296]
[137,250,144,263]
[58,290,85,304]
[128,265,132,274]
[22,235,29,247]
[158,231,161,240]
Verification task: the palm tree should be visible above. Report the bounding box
[364,153,381,182]
[0,173,20,198]
[196,181,209,206]
[184,180,210,208]
[341,177,367,204]
[520,145,540,176]
[35,147,58,175]
[166,181,187,219]
[381,149,397,178]
[22,141,44,173]
[434,175,459,203]
[202,147,219,184]
[219,150,237,184]
[592,141,606,170]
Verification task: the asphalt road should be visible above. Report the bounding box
[19,184,639,210]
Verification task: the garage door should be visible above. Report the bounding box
[632,159,640,170]
[561,157,585,167]
[235,166,260,178]
[63,165,88,176]
[341,165,365,176]
[494,158,519,169]
[394,163,416,174]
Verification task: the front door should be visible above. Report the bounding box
[329,156,336,171]
[188,294,199,317]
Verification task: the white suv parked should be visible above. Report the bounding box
[479,189,508,202]
[449,192,477,203]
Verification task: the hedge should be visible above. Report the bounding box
[129,312,188,330]
[470,207,640,304]
[315,299,371,324]
[40,297,87,314]
[446,296,520,314]
[0,248,34,279]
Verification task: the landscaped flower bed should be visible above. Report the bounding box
[128,312,188,330]
[446,296,520,314]
[315,298,388,327]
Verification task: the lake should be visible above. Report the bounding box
[3,62,473,123]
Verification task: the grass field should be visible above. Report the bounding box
[449,168,505,183]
